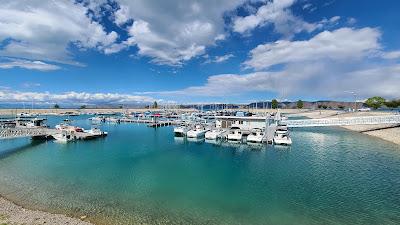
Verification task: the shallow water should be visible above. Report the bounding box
[1,116,400,224]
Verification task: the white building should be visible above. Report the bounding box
[215,116,268,130]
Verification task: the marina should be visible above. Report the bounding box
[1,114,400,225]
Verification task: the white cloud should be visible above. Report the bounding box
[0,90,156,104]
[0,58,60,71]
[244,27,381,70]
[0,0,119,65]
[233,0,321,37]
[382,51,400,59]
[160,63,400,99]
[204,54,234,64]
[113,0,244,65]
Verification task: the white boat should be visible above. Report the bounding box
[247,128,265,143]
[227,126,242,141]
[174,124,189,137]
[273,126,292,145]
[53,131,75,143]
[85,128,108,136]
[186,125,208,138]
[205,129,224,140]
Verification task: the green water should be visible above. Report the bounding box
[0,116,400,224]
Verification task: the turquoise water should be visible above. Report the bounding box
[1,116,400,224]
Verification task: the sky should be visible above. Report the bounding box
[0,0,400,106]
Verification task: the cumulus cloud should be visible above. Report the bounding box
[232,0,329,37]
[0,58,60,71]
[244,27,381,70]
[0,0,119,65]
[160,63,400,99]
[113,0,244,65]
[0,90,156,104]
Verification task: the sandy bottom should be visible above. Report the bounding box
[0,196,93,225]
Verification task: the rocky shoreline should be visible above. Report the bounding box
[0,196,93,225]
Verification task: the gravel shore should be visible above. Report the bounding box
[0,197,93,225]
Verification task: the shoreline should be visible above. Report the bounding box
[290,110,400,145]
[0,195,94,225]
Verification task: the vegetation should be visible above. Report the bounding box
[338,105,345,110]
[153,101,158,109]
[365,96,386,109]
[80,105,86,109]
[271,99,278,109]
[384,99,400,109]
[296,100,304,109]
[53,104,60,109]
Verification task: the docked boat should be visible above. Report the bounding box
[174,123,189,137]
[53,131,75,143]
[247,128,265,143]
[205,129,224,140]
[273,125,292,145]
[85,127,108,137]
[186,125,208,138]
[227,126,242,141]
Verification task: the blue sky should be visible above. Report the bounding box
[1,0,400,105]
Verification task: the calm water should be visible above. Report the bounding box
[1,116,400,224]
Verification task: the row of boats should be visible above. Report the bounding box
[174,123,292,145]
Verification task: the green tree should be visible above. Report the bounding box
[322,105,328,109]
[296,100,304,109]
[385,99,400,109]
[338,105,345,110]
[153,101,158,109]
[80,105,86,109]
[365,96,385,109]
[271,99,278,109]
[54,104,60,109]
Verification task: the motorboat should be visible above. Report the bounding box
[90,116,105,123]
[85,127,108,137]
[247,128,265,143]
[205,129,224,140]
[174,123,189,137]
[273,125,292,145]
[227,126,242,141]
[53,131,75,143]
[186,124,208,138]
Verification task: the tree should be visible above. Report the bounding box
[338,105,345,110]
[385,99,400,109]
[296,100,304,109]
[322,105,328,109]
[271,99,278,109]
[153,101,158,109]
[80,105,86,109]
[365,96,385,109]
[54,104,60,109]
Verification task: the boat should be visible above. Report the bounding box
[273,125,292,145]
[227,126,242,141]
[186,124,208,138]
[205,129,224,140]
[90,116,105,123]
[174,123,189,137]
[247,128,265,143]
[53,131,75,143]
[85,127,108,137]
